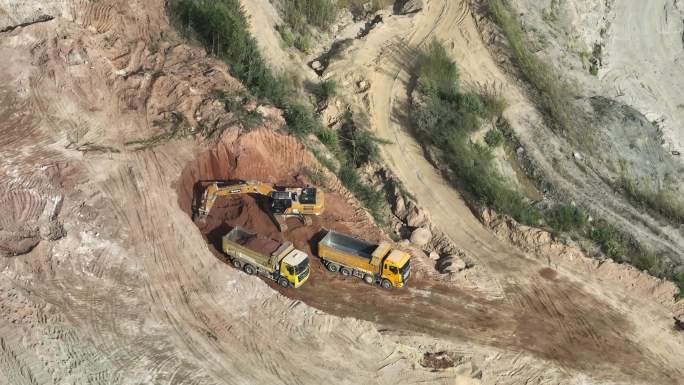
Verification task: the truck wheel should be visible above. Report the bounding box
[243,264,255,275]
[363,274,374,285]
[327,263,339,273]
[381,279,392,289]
[340,267,352,277]
[232,259,242,269]
[278,277,290,288]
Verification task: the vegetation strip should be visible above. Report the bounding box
[168,0,388,222]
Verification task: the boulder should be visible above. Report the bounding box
[410,227,431,247]
[405,201,428,227]
[396,0,423,15]
[393,194,407,218]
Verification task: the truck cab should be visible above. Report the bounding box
[279,249,310,288]
[381,249,411,288]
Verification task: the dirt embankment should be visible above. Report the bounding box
[0,1,476,384]
[176,126,684,385]
[243,0,684,383]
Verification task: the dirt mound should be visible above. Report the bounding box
[0,165,65,256]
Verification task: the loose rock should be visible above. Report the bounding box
[410,227,431,246]
[396,0,424,15]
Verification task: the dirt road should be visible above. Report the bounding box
[302,0,684,382]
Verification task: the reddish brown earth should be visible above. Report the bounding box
[176,128,682,384]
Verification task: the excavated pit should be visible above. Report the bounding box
[173,128,681,384]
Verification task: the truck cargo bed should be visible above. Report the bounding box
[319,231,377,260]
[227,227,281,256]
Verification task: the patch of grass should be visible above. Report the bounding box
[619,174,684,224]
[546,204,586,233]
[590,222,628,259]
[411,40,541,225]
[338,111,385,168]
[484,129,504,148]
[316,79,338,102]
[485,0,585,142]
[339,165,387,223]
[675,272,684,299]
[415,40,459,97]
[212,90,263,136]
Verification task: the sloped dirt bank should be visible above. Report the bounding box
[176,127,682,384]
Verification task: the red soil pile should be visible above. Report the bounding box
[177,128,382,258]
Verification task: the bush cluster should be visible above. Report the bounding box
[620,175,684,224]
[411,40,541,225]
[546,204,586,233]
[484,129,504,148]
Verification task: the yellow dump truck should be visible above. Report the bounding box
[222,227,310,288]
[318,230,411,288]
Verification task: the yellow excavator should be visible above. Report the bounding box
[196,180,324,231]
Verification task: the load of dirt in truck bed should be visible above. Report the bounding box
[229,229,282,256]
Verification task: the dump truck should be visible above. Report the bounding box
[222,227,310,288]
[318,230,411,288]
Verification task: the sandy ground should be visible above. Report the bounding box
[0,2,472,384]
[1,1,684,385]
[245,0,684,383]
[603,0,684,155]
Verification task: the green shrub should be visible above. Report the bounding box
[416,40,459,97]
[316,126,339,148]
[339,165,386,223]
[546,204,586,232]
[276,24,296,46]
[281,0,338,33]
[411,41,541,225]
[590,224,628,259]
[620,175,684,224]
[339,112,383,167]
[318,79,337,101]
[283,102,319,135]
[484,129,504,147]
[294,34,312,53]
[632,251,661,273]
[675,272,684,298]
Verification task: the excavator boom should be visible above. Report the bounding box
[198,181,274,217]
[196,180,324,231]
